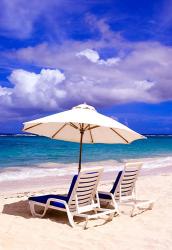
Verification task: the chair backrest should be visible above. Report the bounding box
[115,162,142,200]
[110,170,123,194]
[68,167,103,213]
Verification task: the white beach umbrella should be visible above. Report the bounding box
[23,103,145,171]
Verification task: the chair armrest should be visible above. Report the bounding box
[46,198,68,207]
[98,191,112,196]
[98,191,115,200]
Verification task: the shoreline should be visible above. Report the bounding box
[1,163,172,197]
[0,154,172,196]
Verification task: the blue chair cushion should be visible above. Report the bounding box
[29,194,68,208]
[28,174,78,208]
[98,170,123,200]
[98,192,112,200]
[110,171,123,194]
[67,175,78,200]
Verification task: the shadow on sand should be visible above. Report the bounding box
[2,200,112,229]
[2,200,75,225]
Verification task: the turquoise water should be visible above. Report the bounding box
[0,135,172,168]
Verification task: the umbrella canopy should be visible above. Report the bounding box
[23,103,145,171]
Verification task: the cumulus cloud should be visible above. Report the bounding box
[0,43,165,121]
[99,57,121,66]
[0,69,66,118]
[0,86,12,96]
[1,15,172,121]
[77,49,100,63]
[7,40,172,100]
[77,49,120,65]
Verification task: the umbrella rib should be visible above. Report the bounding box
[87,125,100,130]
[88,125,94,143]
[83,124,89,130]
[110,128,129,143]
[23,123,42,131]
[69,122,79,130]
[52,123,67,139]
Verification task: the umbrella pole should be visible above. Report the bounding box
[78,129,84,173]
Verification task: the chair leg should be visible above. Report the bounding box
[66,209,75,228]
[130,205,137,217]
[29,201,47,218]
[84,218,89,230]
[111,197,120,215]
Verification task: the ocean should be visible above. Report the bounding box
[0,135,172,181]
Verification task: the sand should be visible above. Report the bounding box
[0,171,172,250]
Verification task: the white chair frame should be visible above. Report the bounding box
[99,162,154,216]
[29,167,117,228]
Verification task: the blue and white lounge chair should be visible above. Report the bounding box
[99,162,154,216]
[29,167,117,228]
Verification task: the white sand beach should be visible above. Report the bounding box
[0,168,172,250]
[1,0,172,249]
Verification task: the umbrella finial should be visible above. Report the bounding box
[73,103,96,111]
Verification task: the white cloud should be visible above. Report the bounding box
[0,69,66,115]
[133,80,155,91]
[99,57,121,66]
[77,49,100,63]
[0,0,82,39]
[76,49,120,66]
[0,86,12,96]
[1,22,172,120]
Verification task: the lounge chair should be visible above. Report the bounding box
[28,167,117,228]
[98,162,154,216]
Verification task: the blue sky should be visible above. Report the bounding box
[0,0,172,134]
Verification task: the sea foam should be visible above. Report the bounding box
[0,156,172,182]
